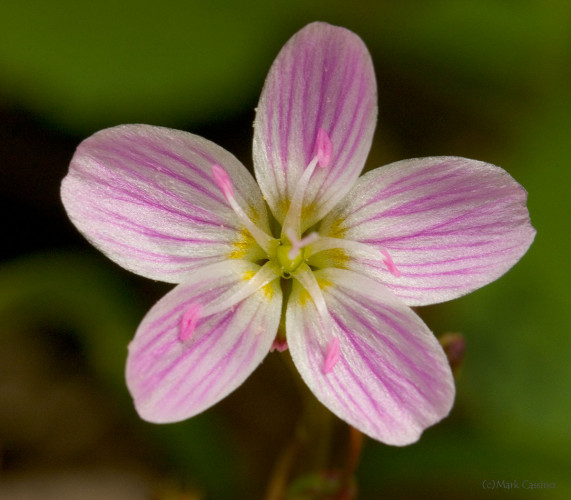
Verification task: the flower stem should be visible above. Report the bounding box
[264,353,364,499]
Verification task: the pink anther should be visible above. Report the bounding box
[211,164,235,202]
[323,337,341,374]
[316,128,332,168]
[381,249,401,277]
[179,303,203,342]
[270,338,289,352]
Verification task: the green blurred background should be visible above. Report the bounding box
[1,0,569,498]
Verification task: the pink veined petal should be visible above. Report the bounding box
[253,22,377,229]
[61,124,270,283]
[287,268,455,446]
[126,260,282,423]
[320,157,536,306]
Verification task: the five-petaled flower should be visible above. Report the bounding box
[61,22,535,445]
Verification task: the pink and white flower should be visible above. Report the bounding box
[61,22,535,445]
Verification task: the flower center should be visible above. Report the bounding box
[208,129,351,373]
[276,229,320,278]
[276,244,305,278]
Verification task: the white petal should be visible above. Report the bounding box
[62,124,269,283]
[253,22,377,228]
[287,268,455,445]
[126,260,281,422]
[320,157,536,305]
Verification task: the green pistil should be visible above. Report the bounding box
[276,245,305,278]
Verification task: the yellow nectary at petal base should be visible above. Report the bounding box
[228,228,261,260]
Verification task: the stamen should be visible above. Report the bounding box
[305,236,376,257]
[316,128,332,168]
[323,337,340,374]
[305,237,401,277]
[381,249,401,277]
[294,264,342,376]
[281,129,332,239]
[211,165,277,254]
[179,303,203,341]
[179,262,280,344]
[201,261,280,317]
[293,264,330,319]
[285,228,320,260]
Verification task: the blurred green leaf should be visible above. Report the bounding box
[0,252,245,497]
[0,0,307,131]
[0,252,137,389]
